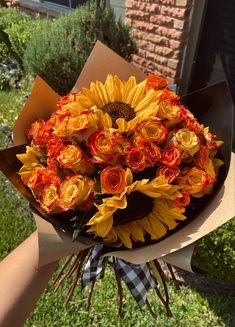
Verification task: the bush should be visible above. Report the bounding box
[0,7,30,65]
[192,218,235,283]
[23,1,137,95]
[5,16,45,67]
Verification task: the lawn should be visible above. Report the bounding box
[0,88,234,326]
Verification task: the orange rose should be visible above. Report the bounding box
[101,166,126,195]
[182,117,202,133]
[124,148,147,172]
[59,175,94,210]
[146,75,168,91]
[157,166,180,183]
[177,167,209,197]
[88,130,130,165]
[158,88,180,102]
[135,119,167,144]
[174,191,190,208]
[27,167,60,195]
[195,145,210,169]
[26,118,45,141]
[133,137,161,166]
[33,115,57,148]
[57,93,76,109]
[160,146,181,166]
[47,136,64,158]
[158,103,187,126]
[203,128,218,154]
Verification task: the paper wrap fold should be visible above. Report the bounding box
[1,41,234,270]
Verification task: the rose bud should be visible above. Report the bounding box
[101,166,126,195]
[173,191,191,209]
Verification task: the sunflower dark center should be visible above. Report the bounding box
[113,191,154,226]
[102,102,136,127]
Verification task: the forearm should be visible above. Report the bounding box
[0,231,58,327]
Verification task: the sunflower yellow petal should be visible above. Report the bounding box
[128,80,147,108]
[134,89,158,113]
[96,216,114,237]
[130,222,145,242]
[114,225,132,249]
[122,76,137,102]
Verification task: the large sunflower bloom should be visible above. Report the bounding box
[76,74,160,131]
[86,173,186,248]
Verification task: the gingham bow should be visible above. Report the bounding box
[82,244,156,307]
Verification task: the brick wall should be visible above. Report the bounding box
[125,0,193,84]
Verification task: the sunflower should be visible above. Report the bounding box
[76,74,160,131]
[86,172,186,248]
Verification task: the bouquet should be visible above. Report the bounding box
[0,41,234,316]
[16,74,224,250]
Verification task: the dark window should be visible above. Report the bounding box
[189,0,235,106]
[45,0,87,9]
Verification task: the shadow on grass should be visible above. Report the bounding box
[174,267,235,327]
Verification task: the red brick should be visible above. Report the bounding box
[160,5,188,18]
[125,0,134,9]
[126,9,150,21]
[124,18,132,25]
[167,59,179,69]
[173,18,185,30]
[150,15,174,27]
[158,0,174,4]
[156,46,174,57]
[169,39,181,49]
[175,0,192,7]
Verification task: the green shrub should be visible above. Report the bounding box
[23,1,137,95]
[5,16,45,66]
[0,41,12,64]
[0,7,30,65]
[192,218,235,283]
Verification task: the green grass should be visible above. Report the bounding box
[0,88,235,326]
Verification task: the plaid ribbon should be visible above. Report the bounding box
[82,245,156,307]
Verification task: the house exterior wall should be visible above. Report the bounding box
[125,0,194,85]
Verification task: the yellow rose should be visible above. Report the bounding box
[59,175,94,210]
[54,110,98,141]
[59,102,83,115]
[66,110,98,140]
[158,102,180,121]
[40,184,60,213]
[177,167,209,197]
[135,118,167,144]
[175,128,200,156]
[57,145,83,168]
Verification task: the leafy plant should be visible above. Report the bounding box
[23,1,137,95]
[0,7,30,65]
[5,15,45,67]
